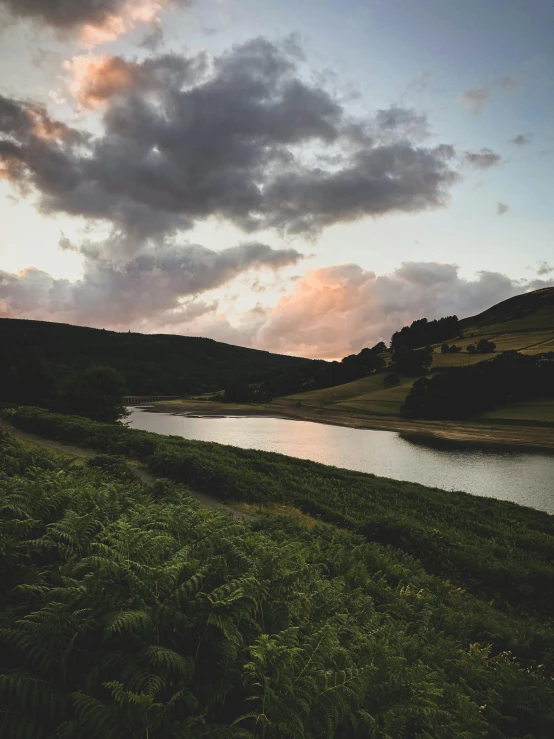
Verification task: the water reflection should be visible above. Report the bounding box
[126,409,554,514]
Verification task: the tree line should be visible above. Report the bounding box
[390,315,460,350]
[225,343,389,402]
[0,344,128,422]
[401,351,554,420]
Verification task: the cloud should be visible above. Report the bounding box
[64,52,202,109]
[0,241,303,327]
[537,261,554,276]
[0,0,191,46]
[459,74,518,115]
[3,257,552,358]
[246,262,553,358]
[0,39,459,249]
[499,75,517,89]
[497,202,509,215]
[459,87,489,114]
[463,148,502,169]
[511,133,531,146]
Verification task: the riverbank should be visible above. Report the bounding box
[141,399,554,453]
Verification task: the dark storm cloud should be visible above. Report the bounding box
[0,241,303,326]
[1,0,131,28]
[463,148,502,169]
[261,143,457,234]
[0,0,189,30]
[0,39,460,244]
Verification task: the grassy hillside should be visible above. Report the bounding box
[0,317,311,396]
[460,286,554,354]
[1,410,553,736]
[276,287,554,423]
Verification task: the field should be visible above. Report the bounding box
[483,397,554,424]
[1,408,554,737]
[273,290,554,426]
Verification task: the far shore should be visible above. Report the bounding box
[132,400,554,454]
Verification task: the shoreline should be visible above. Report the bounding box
[133,401,554,454]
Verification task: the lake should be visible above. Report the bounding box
[126,408,554,514]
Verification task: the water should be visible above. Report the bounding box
[126,408,554,514]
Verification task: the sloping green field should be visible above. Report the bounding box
[277,287,554,423]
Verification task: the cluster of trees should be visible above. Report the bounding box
[390,315,460,351]
[1,412,553,737]
[402,351,554,420]
[441,343,462,354]
[391,345,433,375]
[251,343,388,401]
[467,338,497,354]
[0,344,128,422]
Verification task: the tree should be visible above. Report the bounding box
[356,348,386,373]
[441,343,450,354]
[392,345,433,375]
[383,373,400,388]
[476,338,496,353]
[224,378,255,403]
[390,315,459,350]
[370,341,387,354]
[0,345,56,406]
[467,344,477,354]
[61,365,128,422]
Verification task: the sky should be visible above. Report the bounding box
[0,0,553,358]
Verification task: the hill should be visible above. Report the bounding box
[458,286,554,354]
[274,286,554,424]
[0,318,311,396]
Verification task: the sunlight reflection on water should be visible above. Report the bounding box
[126,409,554,514]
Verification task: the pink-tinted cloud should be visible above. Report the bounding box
[0,0,190,47]
[64,55,138,108]
[2,260,552,358]
[249,262,553,358]
[79,0,166,47]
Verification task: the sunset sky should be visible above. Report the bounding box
[1,0,553,358]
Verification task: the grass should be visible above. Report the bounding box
[274,374,415,418]
[430,352,495,368]
[483,398,554,424]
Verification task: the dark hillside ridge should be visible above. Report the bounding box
[460,286,554,331]
[0,318,312,395]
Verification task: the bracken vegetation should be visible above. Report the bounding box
[5,407,554,616]
[1,424,554,737]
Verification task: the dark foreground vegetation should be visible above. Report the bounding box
[402,351,554,420]
[1,419,554,738]
[5,407,554,617]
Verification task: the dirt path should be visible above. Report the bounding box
[0,420,251,520]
